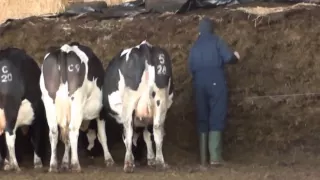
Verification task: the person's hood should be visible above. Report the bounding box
[198,17,213,34]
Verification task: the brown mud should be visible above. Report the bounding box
[0,2,320,179]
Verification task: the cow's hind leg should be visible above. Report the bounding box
[153,108,168,170]
[69,99,84,172]
[153,124,168,170]
[96,118,114,167]
[122,90,139,173]
[43,97,59,172]
[4,131,20,171]
[30,120,44,169]
[60,140,70,171]
[143,127,155,166]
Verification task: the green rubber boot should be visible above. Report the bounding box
[208,131,223,166]
[199,133,208,168]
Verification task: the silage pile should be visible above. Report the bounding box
[0,2,320,160]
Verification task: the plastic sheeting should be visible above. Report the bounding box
[1,0,318,25]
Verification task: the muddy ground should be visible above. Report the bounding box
[1,1,320,179]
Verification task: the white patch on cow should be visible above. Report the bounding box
[69,129,80,169]
[139,40,152,47]
[15,99,35,129]
[60,44,88,63]
[44,52,51,61]
[55,83,70,128]
[33,152,42,168]
[5,132,19,171]
[86,129,96,151]
[147,63,156,90]
[82,79,103,120]
[120,48,132,61]
[108,69,125,123]
[143,128,155,160]
[132,131,139,147]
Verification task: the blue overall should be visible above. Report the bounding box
[188,18,235,133]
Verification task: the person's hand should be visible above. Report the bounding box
[234,51,240,60]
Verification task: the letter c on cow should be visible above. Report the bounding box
[2,66,8,74]
[68,64,74,72]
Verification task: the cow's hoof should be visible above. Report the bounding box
[156,162,170,171]
[123,161,135,173]
[60,162,70,171]
[199,165,208,171]
[147,158,156,166]
[71,163,81,173]
[49,164,59,173]
[4,164,21,172]
[34,162,43,169]
[3,160,10,171]
[3,163,10,171]
[105,159,114,167]
[134,160,141,167]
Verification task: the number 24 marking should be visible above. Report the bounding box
[157,65,166,75]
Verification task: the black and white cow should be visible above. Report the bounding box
[40,42,114,172]
[0,47,48,171]
[103,40,174,173]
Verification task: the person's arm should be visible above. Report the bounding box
[217,36,240,64]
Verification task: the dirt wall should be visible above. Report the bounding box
[0,2,320,160]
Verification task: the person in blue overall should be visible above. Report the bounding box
[188,17,240,168]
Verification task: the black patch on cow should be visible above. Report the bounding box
[120,48,145,91]
[65,51,86,95]
[0,47,49,161]
[42,49,66,100]
[156,100,160,106]
[103,47,146,115]
[151,91,156,98]
[69,42,104,89]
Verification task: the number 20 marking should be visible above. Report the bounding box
[1,66,12,83]
[1,74,12,82]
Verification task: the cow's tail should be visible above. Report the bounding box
[55,95,71,144]
[56,52,71,144]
